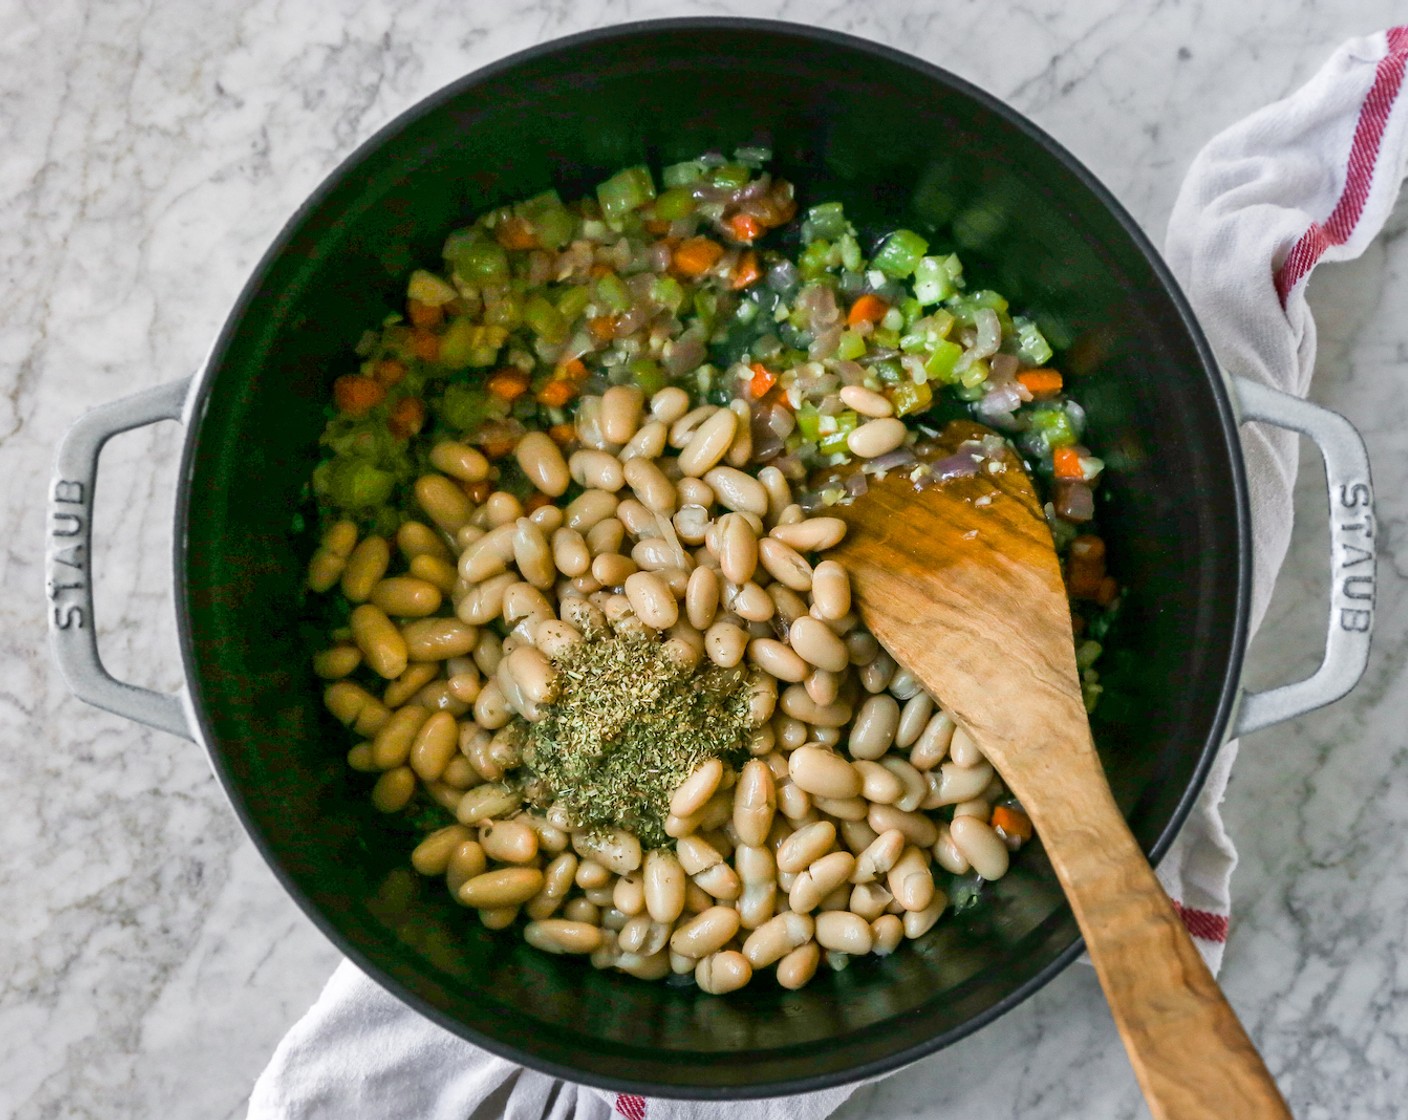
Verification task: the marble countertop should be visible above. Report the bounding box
[5,2,1407,1117]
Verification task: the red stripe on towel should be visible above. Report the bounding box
[1172,899,1230,943]
[616,1093,648,1119]
[1275,26,1408,304]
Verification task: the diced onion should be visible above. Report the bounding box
[1055,481,1095,522]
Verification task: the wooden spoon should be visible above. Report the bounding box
[825,420,1291,1120]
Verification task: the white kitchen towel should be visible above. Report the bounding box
[248,27,1408,1120]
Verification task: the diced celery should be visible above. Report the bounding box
[653,187,696,221]
[871,327,901,350]
[817,411,860,455]
[628,357,667,396]
[597,165,656,220]
[524,294,568,343]
[519,189,563,213]
[1082,673,1103,713]
[662,160,707,188]
[467,325,508,367]
[594,272,631,313]
[652,276,685,314]
[518,191,575,248]
[838,233,863,271]
[1076,640,1103,671]
[533,206,575,250]
[949,289,1009,325]
[325,460,395,509]
[407,269,458,306]
[899,298,923,327]
[1014,316,1054,366]
[798,240,834,281]
[733,145,772,168]
[802,202,851,244]
[438,318,478,369]
[1050,515,1079,552]
[556,285,591,322]
[692,288,718,330]
[439,383,506,432]
[924,340,964,383]
[484,291,523,330]
[1029,405,1077,448]
[871,229,929,278]
[873,359,905,385]
[899,329,930,355]
[959,359,990,389]
[836,330,866,361]
[890,379,933,417]
[913,256,957,304]
[795,404,822,442]
[953,383,984,402]
[710,163,750,190]
[880,307,905,332]
[942,253,965,287]
[445,236,509,285]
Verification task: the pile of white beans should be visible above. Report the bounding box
[307,383,1023,993]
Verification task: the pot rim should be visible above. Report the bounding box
[172,15,1251,1098]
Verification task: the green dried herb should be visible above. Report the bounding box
[516,631,754,848]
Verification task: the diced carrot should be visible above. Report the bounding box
[524,491,554,513]
[465,479,493,505]
[332,375,385,417]
[749,363,778,400]
[479,435,518,460]
[727,212,763,244]
[990,805,1033,843]
[388,396,427,439]
[486,367,530,402]
[495,216,537,251]
[1095,576,1120,607]
[372,358,407,387]
[588,262,612,279]
[547,422,577,446]
[407,299,442,328]
[556,357,588,381]
[1017,369,1064,396]
[537,379,579,408]
[587,315,618,344]
[644,218,672,236]
[410,328,441,362]
[847,293,888,327]
[1052,446,1084,482]
[672,236,725,278]
[731,250,762,290]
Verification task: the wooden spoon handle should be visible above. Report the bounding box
[1031,763,1292,1120]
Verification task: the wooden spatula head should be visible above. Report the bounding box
[825,419,1087,780]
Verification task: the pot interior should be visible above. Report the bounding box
[177,20,1247,1095]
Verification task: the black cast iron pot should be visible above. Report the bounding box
[46,19,1376,1098]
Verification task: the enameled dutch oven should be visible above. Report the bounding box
[46,19,1377,1098]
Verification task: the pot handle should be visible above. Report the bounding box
[46,378,194,740]
[1232,376,1374,736]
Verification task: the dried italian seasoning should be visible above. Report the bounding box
[515,631,753,848]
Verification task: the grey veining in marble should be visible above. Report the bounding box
[4,2,1408,1119]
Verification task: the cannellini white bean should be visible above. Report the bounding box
[839,384,895,418]
[950,817,1010,880]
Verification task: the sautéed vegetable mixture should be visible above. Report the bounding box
[303,150,1119,992]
